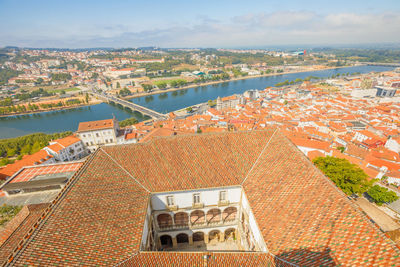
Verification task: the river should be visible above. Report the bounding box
[0,65,394,139]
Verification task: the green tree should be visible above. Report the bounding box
[116,82,121,89]
[30,141,42,154]
[142,84,153,92]
[20,144,32,155]
[91,72,99,79]
[0,158,9,166]
[313,156,374,195]
[157,81,167,89]
[7,148,16,157]
[367,185,399,205]
[119,117,138,127]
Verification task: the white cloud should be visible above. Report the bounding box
[2,11,400,48]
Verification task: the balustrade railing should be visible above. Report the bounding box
[157,218,237,232]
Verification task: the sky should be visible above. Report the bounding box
[1,0,400,48]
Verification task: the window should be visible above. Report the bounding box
[193,193,201,204]
[219,191,227,201]
[85,142,89,146]
[82,134,86,138]
[96,133,99,137]
[166,196,175,206]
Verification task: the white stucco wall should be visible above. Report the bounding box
[240,191,267,252]
[151,186,242,211]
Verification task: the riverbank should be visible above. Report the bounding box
[123,65,356,100]
[0,65,358,118]
[0,99,102,118]
[0,64,393,139]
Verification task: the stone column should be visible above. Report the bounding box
[219,232,225,242]
[172,237,178,248]
[189,235,193,245]
[157,237,162,249]
[204,234,209,244]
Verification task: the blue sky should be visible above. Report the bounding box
[1,0,400,48]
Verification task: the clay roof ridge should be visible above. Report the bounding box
[100,147,151,193]
[241,128,278,185]
[114,251,140,267]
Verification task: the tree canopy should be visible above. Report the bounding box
[367,185,399,205]
[313,156,374,195]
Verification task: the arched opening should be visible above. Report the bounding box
[174,212,189,227]
[190,210,205,225]
[209,230,221,242]
[223,207,237,222]
[224,228,236,241]
[176,233,189,244]
[193,232,204,242]
[160,235,172,248]
[207,208,221,223]
[157,213,173,228]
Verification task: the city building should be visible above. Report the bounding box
[3,130,400,266]
[43,135,86,162]
[0,150,55,180]
[76,118,120,153]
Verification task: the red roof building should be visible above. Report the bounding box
[3,130,400,266]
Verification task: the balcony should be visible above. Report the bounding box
[157,218,238,232]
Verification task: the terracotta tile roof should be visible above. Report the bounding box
[5,130,400,266]
[53,135,81,147]
[7,150,149,266]
[0,150,53,180]
[45,143,64,153]
[9,162,83,183]
[77,119,114,132]
[0,204,49,264]
[242,131,400,266]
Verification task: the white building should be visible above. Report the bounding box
[351,88,377,98]
[385,137,400,153]
[145,186,267,252]
[44,135,86,162]
[76,118,120,153]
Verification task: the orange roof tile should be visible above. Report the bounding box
[77,119,114,132]
[0,150,53,179]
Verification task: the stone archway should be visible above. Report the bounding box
[193,232,204,242]
[208,230,221,242]
[207,208,221,223]
[160,235,172,248]
[176,233,189,244]
[157,213,173,228]
[174,212,189,227]
[223,207,237,222]
[190,210,205,225]
[224,228,236,241]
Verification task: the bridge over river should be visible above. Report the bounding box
[90,92,168,120]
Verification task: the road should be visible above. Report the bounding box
[356,197,400,232]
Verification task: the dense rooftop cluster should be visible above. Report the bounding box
[1,130,399,266]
